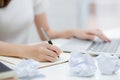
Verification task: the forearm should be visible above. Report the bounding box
[46,29,75,39]
[0,41,26,58]
[35,13,75,40]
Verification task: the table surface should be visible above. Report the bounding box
[35,28,120,80]
[36,63,120,80]
[3,28,120,80]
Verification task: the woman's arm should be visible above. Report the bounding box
[35,13,110,42]
[0,41,25,58]
[0,41,61,62]
[35,13,75,40]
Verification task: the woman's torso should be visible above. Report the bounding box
[0,0,40,44]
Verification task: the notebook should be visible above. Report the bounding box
[0,62,16,79]
[0,53,70,69]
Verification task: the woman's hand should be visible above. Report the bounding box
[72,28,110,42]
[21,43,61,62]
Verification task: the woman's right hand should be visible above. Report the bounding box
[21,43,61,62]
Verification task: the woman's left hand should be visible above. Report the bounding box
[72,28,110,42]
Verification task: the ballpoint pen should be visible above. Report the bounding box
[41,27,59,58]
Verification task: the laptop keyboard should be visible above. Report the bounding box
[87,39,120,53]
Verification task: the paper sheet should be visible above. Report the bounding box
[0,53,70,69]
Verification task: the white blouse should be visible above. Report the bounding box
[0,0,46,44]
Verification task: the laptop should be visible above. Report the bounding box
[60,38,120,56]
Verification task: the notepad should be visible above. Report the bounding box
[0,53,70,69]
[0,62,16,79]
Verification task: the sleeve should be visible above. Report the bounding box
[33,0,46,15]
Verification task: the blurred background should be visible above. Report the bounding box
[30,0,120,42]
[46,0,120,30]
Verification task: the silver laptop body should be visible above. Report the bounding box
[60,38,120,56]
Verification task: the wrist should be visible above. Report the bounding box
[62,29,75,38]
[68,28,77,38]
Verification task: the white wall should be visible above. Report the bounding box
[96,0,120,30]
[46,0,91,30]
[46,0,78,30]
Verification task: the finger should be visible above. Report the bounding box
[87,29,110,42]
[47,45,62,55]
[95,32,110,42]
[44,49,58,58]
[45,55,57,62]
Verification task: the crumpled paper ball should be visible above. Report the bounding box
[13,59,43,78]
[96,54,120,75]
[69,52,97,77]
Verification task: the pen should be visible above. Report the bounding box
[63,51,71,53]
[41,27,59,58]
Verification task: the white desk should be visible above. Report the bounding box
[35,63,120,80]
[3,28,120,80]
[35,28,120,80]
